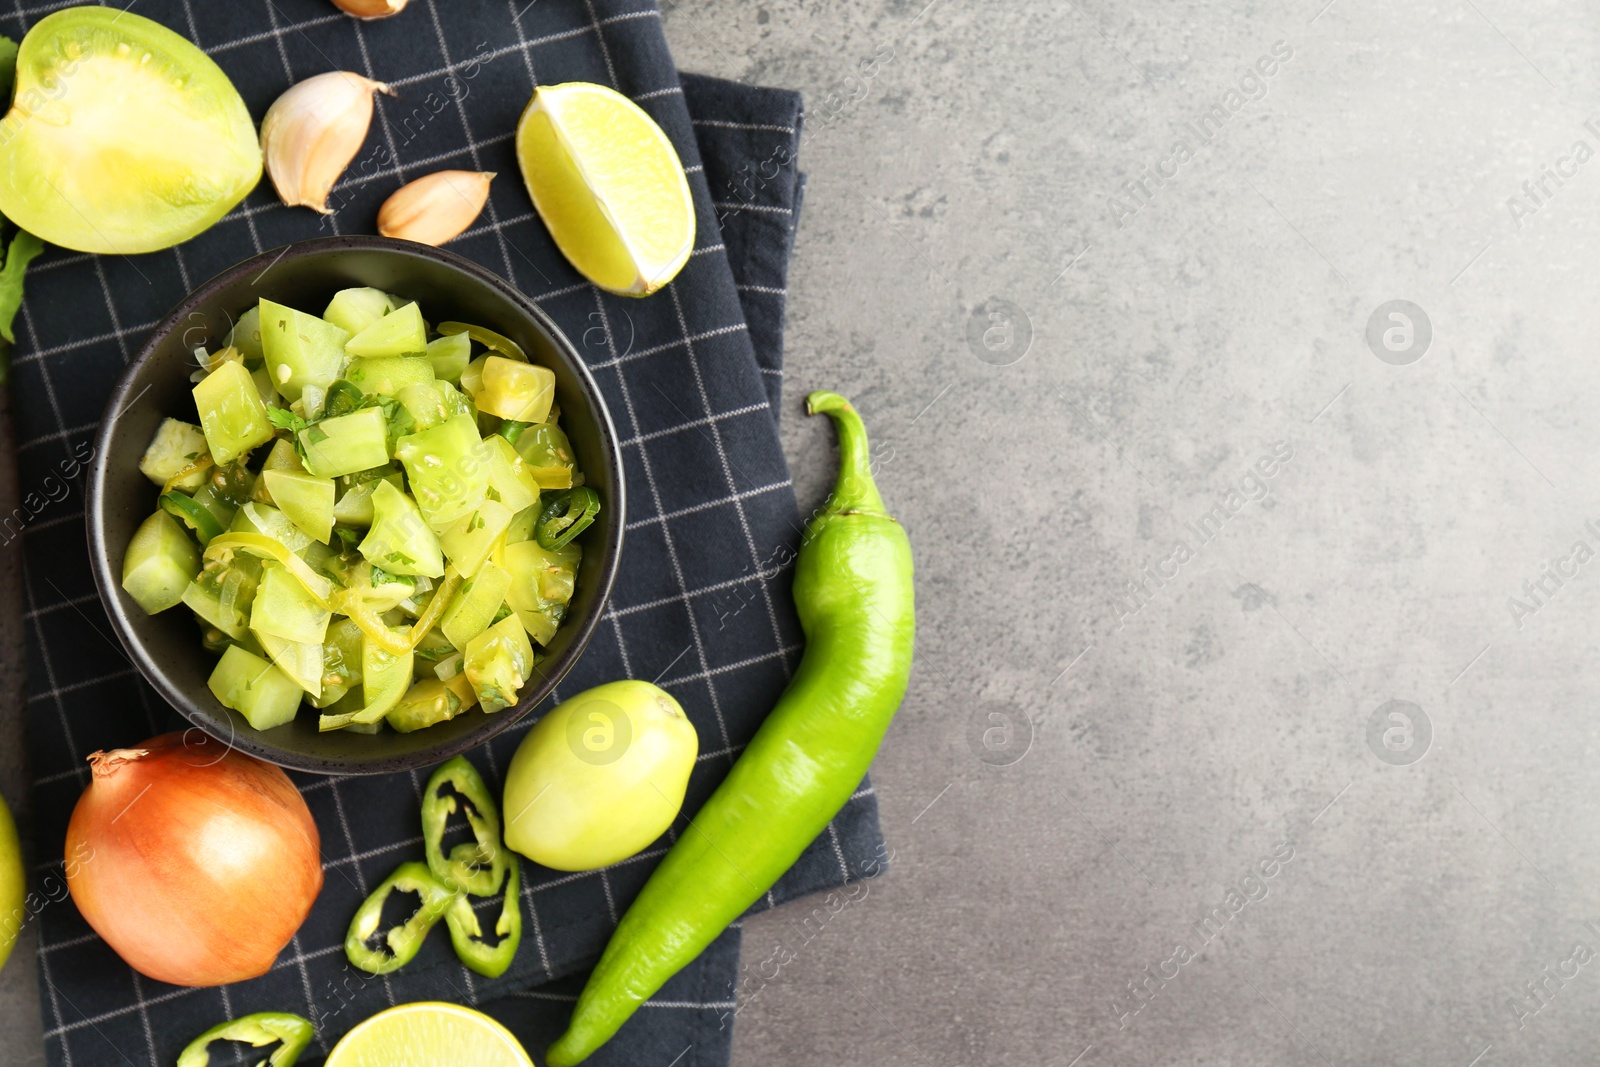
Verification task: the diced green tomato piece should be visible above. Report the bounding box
[345,302,428,358]
[385,678,464,733]
[513,423,575,489]
[347,355,435,397]
[322,287,393,336]
[230,501,314,556]
[443,670,478,709]
[483,435,540,513]
[332,480,380,526]
[340,720,383,734]
[504,502,539,545]
[438,499,514,579]
[299,407,390,478]
[138,418,209,490]
[250,561,332,645]
[261,437,304,473]
[396,379,472,430]
[194,359,273,464]
[259,299,350,402]
[250,366,277,406]
[438,321,526,362]
[393,413,489,530]
[262,470,336,544]
[221,314,262,367]
[463,614,534,714]
[440,561,512,652]
[159,491,224,546]
[503,539,580,607]
[356,636,414,723]
[121,511,200,614]
[257,629,324,697]
[358,480,445,578]
[207,644,302,731]
[226,305,264,367]
[426,332,472,383]
[311,618,363,707]
[474,356,555,423]
[459,354,488,397]
[512,603,561,647]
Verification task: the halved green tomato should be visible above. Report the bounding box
[0,8,261,253]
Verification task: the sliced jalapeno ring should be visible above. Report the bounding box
[176,1011,314,1067]
[422,755,508,896]
[445,853,522,978]
[344,861,457,975]
[160,491,224,545]
[535,487,600,550]
[323,379,366,418]
[498,419,530,444]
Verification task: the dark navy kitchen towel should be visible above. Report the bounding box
[4,2,887,1063]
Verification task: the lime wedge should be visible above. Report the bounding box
[516,82,695,297]
[325,1002,533,1067]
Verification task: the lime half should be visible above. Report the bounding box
[326,1003,533,1067]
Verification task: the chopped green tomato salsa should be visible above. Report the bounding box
[299,407,389,478]
[464,614,535,714]
[260,298,350,403]
[359,480,445,578]
[138,417,210,491]
[323,286,392,336]
[474,356,555,423]
[207,644,301,730]
[194,359,273,464]
[124,289,598,737]
[122,510,201,614]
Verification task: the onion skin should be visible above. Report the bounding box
[65,732,323,987]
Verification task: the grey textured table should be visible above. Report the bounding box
[9,1,1600,1064]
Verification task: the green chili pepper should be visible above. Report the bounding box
[160,491,225,545]
[422,756,509,896]
[535,487,600,550]
[344,861,457,975]
[176,1011,314,1067]
[545,391,914,1066]
[444,852,522,977]
[323,379,366,418]
[498,419,531,444]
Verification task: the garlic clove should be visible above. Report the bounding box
[331,0,408,17]
[261,72,392,214]
[377,170,495,246]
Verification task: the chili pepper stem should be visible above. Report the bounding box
[805,390,886,516]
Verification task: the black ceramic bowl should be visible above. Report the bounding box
[87,236,624,775]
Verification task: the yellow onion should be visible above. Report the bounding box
[65,732,323,986]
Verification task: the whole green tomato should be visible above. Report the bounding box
[0,794,24,971]
[504,680,697,871]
